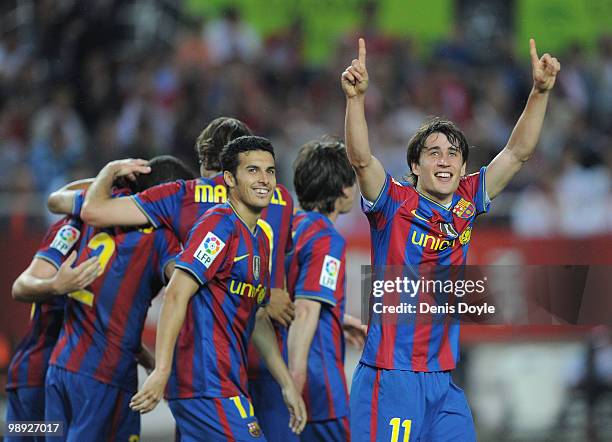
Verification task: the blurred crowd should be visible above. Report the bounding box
[0,0,611,236]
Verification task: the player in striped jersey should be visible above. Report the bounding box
[129,136,306,441]
[341,38,560,440]
[5,219,99,442]
[286,139,357,442]
[44,156,193,441]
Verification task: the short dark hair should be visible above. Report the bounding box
[195,117,252,171]
[220,136,275,177]
[406,118,469,185]
[116,155,196,193]
[293,137,356,215]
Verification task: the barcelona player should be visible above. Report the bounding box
[47,117,297,440]
[5,219,99,442]
[341,38,560,440]
[128,136,306,441]
[44,156,193,441]
[286,138,357,442]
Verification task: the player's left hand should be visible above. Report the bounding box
[265,288,295,327]
[281,382,307,434]
[530,38,561,93]
[129,368,168,413]
[343,314,367,349]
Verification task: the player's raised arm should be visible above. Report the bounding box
[342,38,386,202]
[47,178,95,214]
[485,39,560,199]
[80,159,151,227]
[252,308,307,434]
[129,268,199,413]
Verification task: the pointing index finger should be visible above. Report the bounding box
[358,38,366,67]
[529,38,539,65]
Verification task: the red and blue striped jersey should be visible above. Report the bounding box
[169,203,271,399]
[361,167,490,372]
[286,211,349,421]
[131,174,294,380]
[50,193,180,392]
[6,217,80,390]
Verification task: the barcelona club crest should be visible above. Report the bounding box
[452,198,476,219]
[248,421,262,438]
[253,256,260,280]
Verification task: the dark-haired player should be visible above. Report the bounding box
[341,38,560,440]
[286,138,357,442]
[44,155,194,441]
[129,136,306,441]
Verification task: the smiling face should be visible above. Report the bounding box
[224,150,276,212]
[411,132,466,204]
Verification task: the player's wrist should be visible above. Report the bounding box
[347,94,366,103]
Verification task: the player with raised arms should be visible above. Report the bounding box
[129,136,306,441]
[341,38,560,441]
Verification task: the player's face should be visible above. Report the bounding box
[227,150,276,211]
[338,183,357,214]
[412,132,466,204]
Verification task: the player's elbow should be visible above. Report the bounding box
[80,202,108,227]
[47,192,64,214]
[348,155,371,171]
[11,279,27,302]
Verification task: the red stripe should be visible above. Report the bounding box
[376,209,413,367]
[369,370,380,442]
[213,237,240,397]
[303,234,331,292]
[411,264,434,371]
[26,308,49,385]
[214,398,235,441]
[317,330,336,418]
[343,416,351,442]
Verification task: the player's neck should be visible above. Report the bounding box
[228,196,261,233]
[415,184,453,206]
[314,208,338,224]
[200,168,222,178]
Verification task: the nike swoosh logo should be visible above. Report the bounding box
[410,209,429,223]
[233,254,249,263]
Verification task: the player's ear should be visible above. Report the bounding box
[223,170,236,188]
[411,161,421,177]
[460,161,466,177]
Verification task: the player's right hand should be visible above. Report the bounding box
[52,251,100,294]
[129,368,168,413]
[281,382,307,434]
[105,158,151,182]
[341,38,369,98]
[266,288,296,327]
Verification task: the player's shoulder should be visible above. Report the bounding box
[194,204,236,232]
[456,168,485,198]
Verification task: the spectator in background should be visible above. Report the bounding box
[204,6,262,66]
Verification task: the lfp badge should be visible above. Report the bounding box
[319,255,340,291]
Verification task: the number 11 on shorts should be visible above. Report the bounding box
[389,417,412,442]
